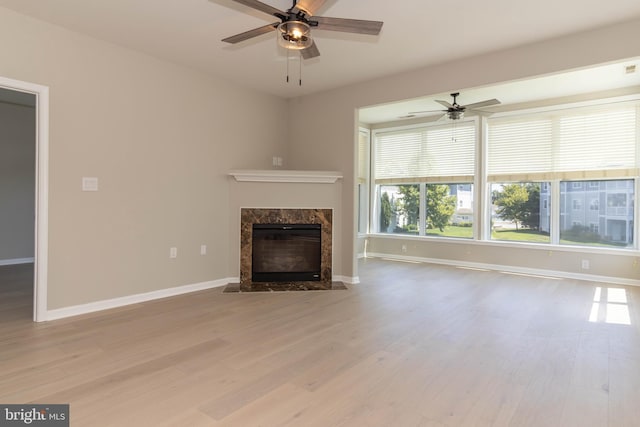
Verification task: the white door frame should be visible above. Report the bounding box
[0,75,49,322]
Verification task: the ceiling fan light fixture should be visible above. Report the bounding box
[277,21,312,50]
[449,110,464,120]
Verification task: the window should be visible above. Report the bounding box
[488,105,637,182]
[375,183,474,238]
[374,122,475,182]
[488,103,638,249]
[368,99,639,250]
[373,121,475,238]
[572,199,582,210]
[490,182,550,243]
[425,183,474,239]
[560,180,634,248]
[376,184,420,234]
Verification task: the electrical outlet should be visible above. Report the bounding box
[272,156,283,168]
[170,247,177,259]
[82,177,99,191]
[200,244,207,255]
[401,244,407,253]
[581,259,590,270]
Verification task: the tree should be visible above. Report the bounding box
[426,184,456,232]
[492,184,529,230]
[380,192,392,232]
[397,185,420,230]
[522,183,541,230]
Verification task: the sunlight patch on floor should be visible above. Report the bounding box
[589,287,631,325]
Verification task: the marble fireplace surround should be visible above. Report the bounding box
[240,208,333,285]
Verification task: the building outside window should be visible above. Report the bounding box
[541,180,634,247]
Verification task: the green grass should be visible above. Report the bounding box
[393,226,631,248]
[491,229,550,243]
[426,225,474,239]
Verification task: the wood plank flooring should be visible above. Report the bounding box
[0,263,33,323]
[1,259,639,426]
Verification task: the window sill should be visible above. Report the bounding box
[366,233,639,256]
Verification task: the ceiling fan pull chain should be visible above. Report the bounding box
[299,51,302,86]
[286,49,290,83]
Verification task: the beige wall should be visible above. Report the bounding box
[287,17,640,282]
[0,102,35,261]
[0,7,288,309]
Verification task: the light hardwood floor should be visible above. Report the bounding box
[1,259,639,426]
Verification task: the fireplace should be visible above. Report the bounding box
[240,208,332,286]
[251,224,321,282]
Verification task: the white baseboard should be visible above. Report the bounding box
[335,275,360,285]
[44,277,233,322]
[366,252,640,287]
[0,257,34,266]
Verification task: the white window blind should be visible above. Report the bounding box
[488,104,639,181]
[374,122,475,184]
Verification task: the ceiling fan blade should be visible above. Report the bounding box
[293,0,328,16]
[435,100,453,108]
[312,16,383,35]
[466,108,497,116]
[301,41,320,59]
[408,109,446,115]
[228,0,286,18]
[222,23,278,44]
[464,98,501,110]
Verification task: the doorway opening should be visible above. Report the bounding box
[0,76,49,322]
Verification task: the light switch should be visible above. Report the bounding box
[82,177,99,191]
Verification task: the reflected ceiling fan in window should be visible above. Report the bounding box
[219,0,384,60]
[407,92,501,120]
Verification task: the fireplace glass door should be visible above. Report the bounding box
[252,224,321,282]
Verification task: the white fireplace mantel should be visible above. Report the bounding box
[229,169,343,184]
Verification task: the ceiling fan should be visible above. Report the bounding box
[220,0,384,59]
[408,92,501,120]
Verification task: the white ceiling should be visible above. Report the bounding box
[359,61,640,124]
[1,0,640,102]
